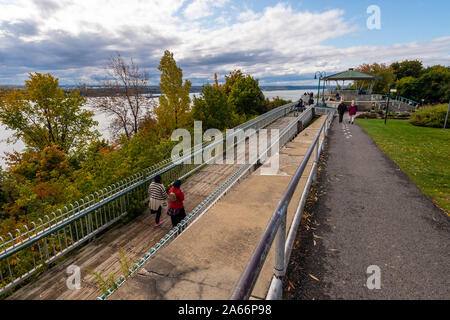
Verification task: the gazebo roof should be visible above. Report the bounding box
[323,68,381,81]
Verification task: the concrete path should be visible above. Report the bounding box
[109,116,327,300]
[284,117,450,300]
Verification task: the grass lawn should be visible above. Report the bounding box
[356,118,450,215]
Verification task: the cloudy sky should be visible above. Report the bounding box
[0,0,449,86]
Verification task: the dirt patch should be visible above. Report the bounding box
[282,140,333,300]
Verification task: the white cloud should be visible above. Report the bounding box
[183,0,230,20]
[238,9,261,21]
[0,1,448,85]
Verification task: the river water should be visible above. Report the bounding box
[0,90,309,168]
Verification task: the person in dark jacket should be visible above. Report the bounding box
[168,180,186,228]
[337,100,347,123]
[296,98,304,111]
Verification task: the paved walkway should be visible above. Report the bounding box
[284,117,450,300]
[109,116,327,300]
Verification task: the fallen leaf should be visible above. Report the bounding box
[309,274,320,281]
[288,281,296,289]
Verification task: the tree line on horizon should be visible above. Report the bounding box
[0,51,290,236]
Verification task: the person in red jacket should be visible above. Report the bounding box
[348,100,358,124]
[168,180,186,228]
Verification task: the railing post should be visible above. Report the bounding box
[312,138,319,182]
[273,209,286,300]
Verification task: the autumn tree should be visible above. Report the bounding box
[89,54,153,140]
[154,50,192,135]
[223,70,244,96]
[355,63,395,93]
[2,144,79,222]
[0,73,99,154]
[0,168,7,214]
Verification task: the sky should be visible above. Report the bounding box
[0,0,449,86]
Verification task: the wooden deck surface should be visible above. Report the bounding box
[8,114,298,300]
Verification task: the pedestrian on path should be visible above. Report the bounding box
[168,179,187,228]
[338,100,347,123]
[348,100,358,124]
[296,98,304,111]
[148,175,168,227]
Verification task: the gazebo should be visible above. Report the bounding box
[323,68,381,95]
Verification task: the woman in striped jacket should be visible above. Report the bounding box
[148,175,168,227]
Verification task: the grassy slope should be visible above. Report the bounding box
[356,119,449,214]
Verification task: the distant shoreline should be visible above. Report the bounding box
[0,85,328,94]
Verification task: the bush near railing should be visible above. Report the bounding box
[409,104,449,128]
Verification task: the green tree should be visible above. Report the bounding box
[418,65,450,103]
[391,60,423,80]
[223,70,244,96]
[0,73,99,154]
[192,84,235,130]
[154,50,192,135]
[396,76,421,101]
[226,71,266,116]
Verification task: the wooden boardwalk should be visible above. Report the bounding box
[8,114,299,300]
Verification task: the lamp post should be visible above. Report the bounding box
[322,72,327,103]
[444,100,450,130]
[314,71,326,106]
[384,84,397,125]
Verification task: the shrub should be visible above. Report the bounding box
[409,104,448,128]
[356,112,378,119]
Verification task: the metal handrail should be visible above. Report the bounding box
[0,102,297,255]
[98,107,315,300]
[0,101,298,295]
[396,95,419,105]
[230,109,335,300]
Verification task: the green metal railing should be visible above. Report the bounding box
[98,106,315,300]
[0,101,298,295]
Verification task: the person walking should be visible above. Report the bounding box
[337,100,347,123]
[296,98,304,111]
[348,100,358,124]
[167,180,186,228]
[148,175,168,227]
